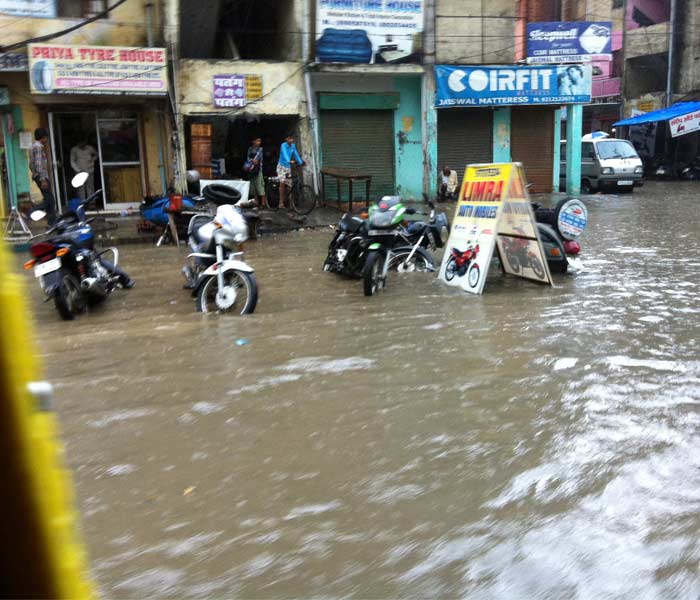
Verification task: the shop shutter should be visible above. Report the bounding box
[437,109,493,185]
[320,110,395,200]
[511,107,554,193]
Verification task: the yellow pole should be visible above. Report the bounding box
[0,239,95,599]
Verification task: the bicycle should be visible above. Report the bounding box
[264,163,317,215]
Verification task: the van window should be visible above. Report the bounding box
[582,142,595,159]
[596,140,638,159]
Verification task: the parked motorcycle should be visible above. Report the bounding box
[444,242,481,289]
[324,196,447,284]
[531,197,587,274]
[679,157,700,180]
[24,172,132,320]
[182,203,257,315]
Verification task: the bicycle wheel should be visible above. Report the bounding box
[291,184,317,215]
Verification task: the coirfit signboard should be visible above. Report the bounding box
[28,45,168,95]
[527,22,612,64]
[435,64,592,107]
[316,0,423,64]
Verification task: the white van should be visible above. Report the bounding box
[560,137,644,194]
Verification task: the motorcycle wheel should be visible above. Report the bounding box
[54,272,85,320]
[467,263,480,288]
[363,251,385,297]
[444,256,457,281]
[198,270,258,315]
[507,251,520,273]
[530,256,545,279]
[388,247,435,273]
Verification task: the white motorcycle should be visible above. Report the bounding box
[183,204,258,314]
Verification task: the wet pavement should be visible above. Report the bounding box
[22,181,700,598]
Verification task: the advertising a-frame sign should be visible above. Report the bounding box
[438,162,553,294]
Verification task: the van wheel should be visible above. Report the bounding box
[581,179,593,194]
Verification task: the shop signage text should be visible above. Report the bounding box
[28,44,168,96]
[213,75,246,108]
[0,0,54,18]
[0,52,28,71]
[316,0,423,64]
[245,76,263,101]
[670,110,700,138]
[527,22,612,63]
[435,65,592,107]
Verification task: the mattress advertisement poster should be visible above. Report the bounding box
[435,64,592,107]
[527,21,613,64]
[316,0,423,64]
[439,163,552,294]
[28,44,168,95]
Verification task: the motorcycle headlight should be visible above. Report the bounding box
[601,167,614,175]
[634,166,643,174]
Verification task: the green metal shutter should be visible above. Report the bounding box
[437,109,493,185]
[320,109,395,200]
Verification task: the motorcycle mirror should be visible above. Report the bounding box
[30,210,47,222]
[71,172,89,188]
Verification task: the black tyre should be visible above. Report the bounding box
[467,263,480,288]
[53,272,85,320]
[581,179,593,194]
[197,270,258,315]
[265,179,280,211]
[291,184,317,215]
[388,247,435,273]
[363,251,385,296]
[444,256,457,281]
[203,183,242,206]
[530,256,545,279]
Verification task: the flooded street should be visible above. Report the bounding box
[26,181,700,598]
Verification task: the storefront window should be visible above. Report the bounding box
[98,119,140,164]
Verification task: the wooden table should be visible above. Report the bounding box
[320,167,372,212]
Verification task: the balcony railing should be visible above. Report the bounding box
[592,77,622,98]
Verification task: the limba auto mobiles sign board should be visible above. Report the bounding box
[28,45,168,95]
[316,0,423,64]
[435,65,592,107]
[527,22,613,64]
[438,163,552,295]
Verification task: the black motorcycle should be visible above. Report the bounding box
[25,173,132,320]
[323,196,447,280]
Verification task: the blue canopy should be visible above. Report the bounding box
[614,101,700,126]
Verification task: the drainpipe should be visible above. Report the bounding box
[304,69,320,193]
[145,1,155,48]
[665,0,676,107]
[422,0,436,198]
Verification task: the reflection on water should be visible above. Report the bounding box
[26,182,700,597]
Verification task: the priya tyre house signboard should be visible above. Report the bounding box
[316,0,423,64]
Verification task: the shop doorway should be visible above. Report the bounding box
[49,111,145,211]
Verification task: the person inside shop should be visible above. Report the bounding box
[244,136,267,208]
[277,133,304,218]
[70,139,98,200]
[439,165,459,202]
[30,128,56,225]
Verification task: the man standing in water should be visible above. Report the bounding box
[30,128,56,225]
[246,136,267,208]
[277,133,304,218]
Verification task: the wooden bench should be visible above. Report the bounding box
[320,167,372,212]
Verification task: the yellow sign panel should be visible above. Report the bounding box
[28,44,168,96]
[245,75,263,101]
[439,162,552,294]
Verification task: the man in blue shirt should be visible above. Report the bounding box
[277,133,304,215]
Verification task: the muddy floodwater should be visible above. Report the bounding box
[25,181,700,598]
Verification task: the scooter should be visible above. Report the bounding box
[182,204,258,315]
[531,197,587,274]
[24,172,132,320]
[444,242,481,289]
